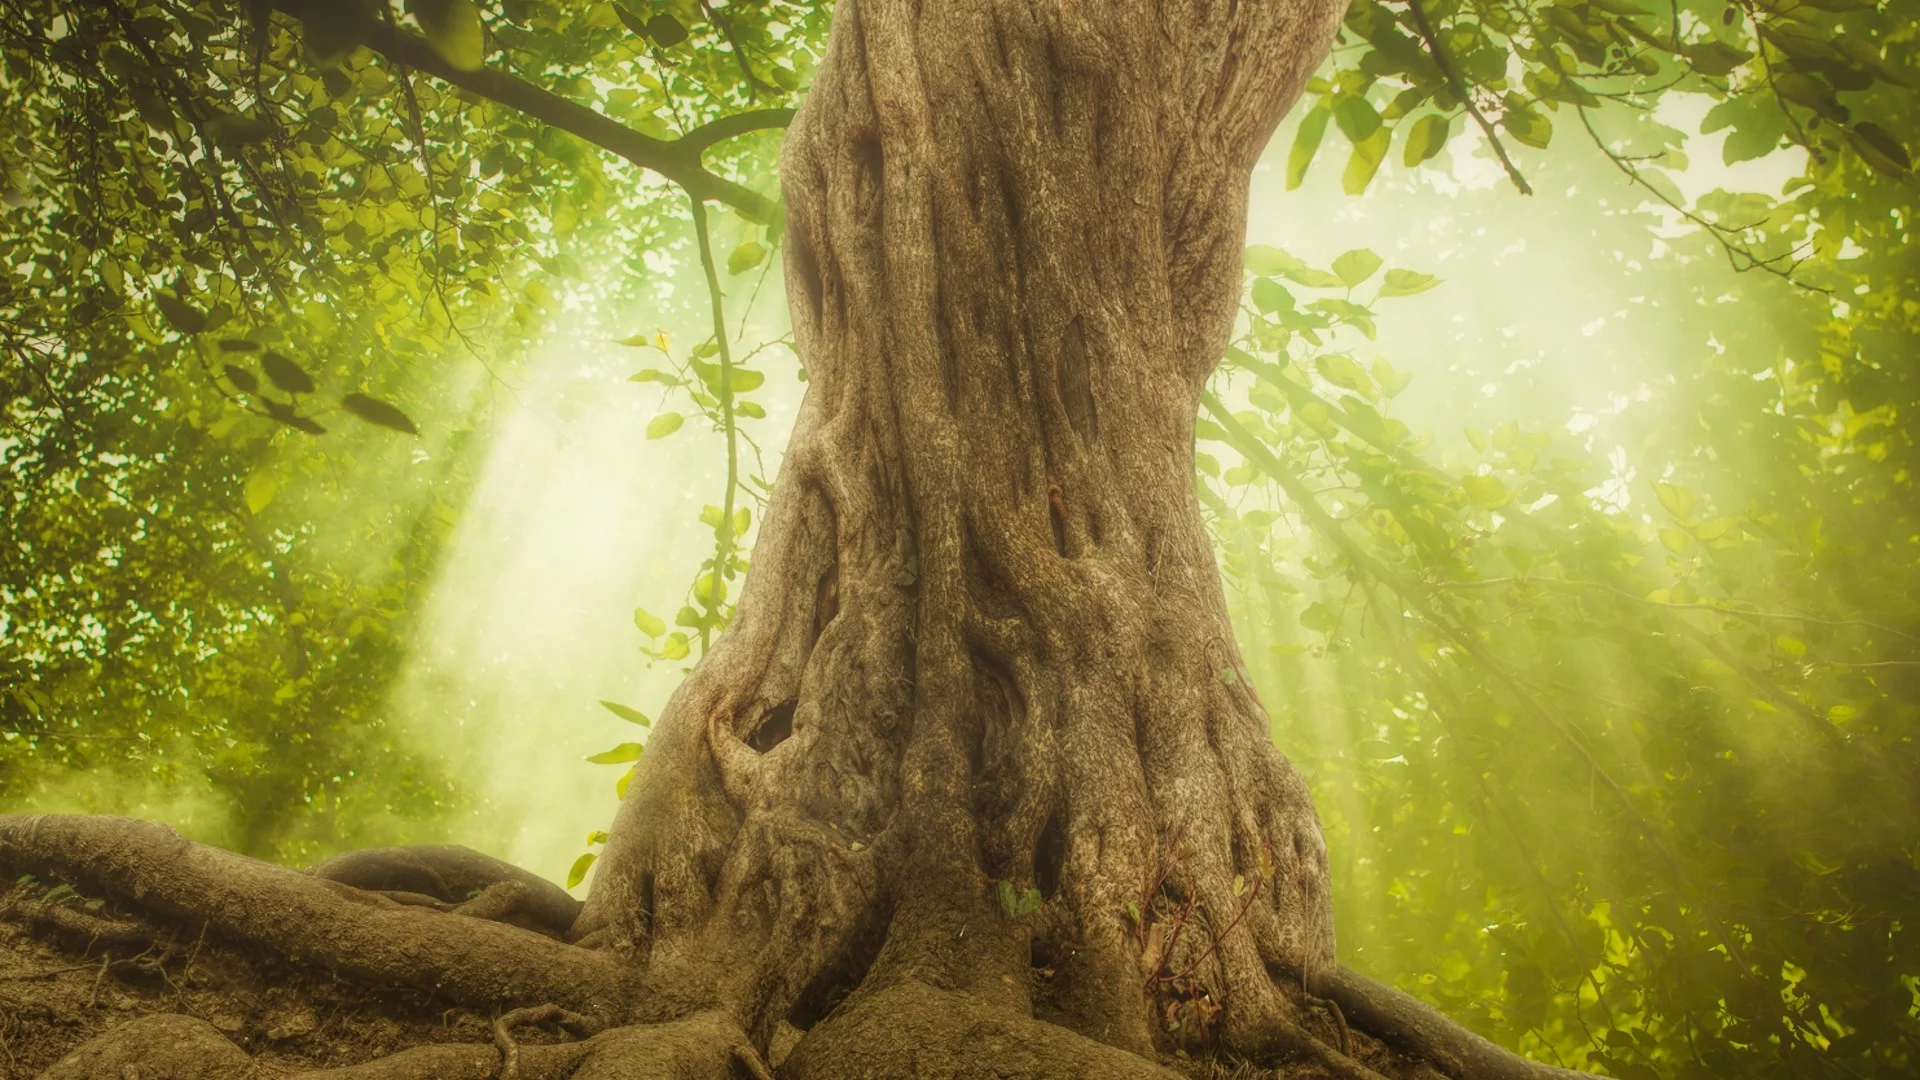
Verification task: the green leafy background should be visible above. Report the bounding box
[1,0,1915,1076]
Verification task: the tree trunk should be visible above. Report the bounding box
[579,0,1349,1066]
[1,2,1597,1077]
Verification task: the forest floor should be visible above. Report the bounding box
[0,874,516,1078]
[1,874,1438,1080]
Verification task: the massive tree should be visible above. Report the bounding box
[5,0,1915,1076]
[0,0,1588,1076]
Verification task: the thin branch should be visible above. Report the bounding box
[1573,104,1818,287]
[694,0,774,101]
[264,0,782,221]
[681,108,797,158]
[1402,0,1532,195]
[689,195,740,653]
[1438,576,1920,643]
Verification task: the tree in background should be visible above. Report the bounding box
[0,0,1914,1077]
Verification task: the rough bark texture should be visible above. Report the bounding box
[0,1,1597,1077]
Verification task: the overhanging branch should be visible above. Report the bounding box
[265,0,783,222]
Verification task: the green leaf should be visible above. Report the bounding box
[1684,40,1753,77]
[1299,601,1341,634]
[661,633,690,660]
[262,352,316,395]
[1287,106,1330,190]
[1333,95,1383,143]
[408,0,486,72]
[997,880,1044,916]
[223,364,259,394]
[1848,122,1911,175]
[646,412,684,439]
[263,400,328,435]
[1315,354,1371,394]
[155,294,206,335]
[1772,73,1848,123]
[646,13,689,47]
[1501,101,1552,150]
[1372,357,1413,397]
[599,700,652,727]
[299,12,362,67]
[343,393,419,435]
[1378,268,1441,298]
[612,4,650,37]
[1245,245,1305,277]
[727,241,767,274]
[205,112,275,149]
[728,368,765,393]
[1402,113,1450,167]
[218,339,260,353]
[586,742,644,764]
[244,471,278,515]
[1342,128,1391,195]
[1653,481,1696,521]
[616,765,638,799]
[1251,277,1293,314]
[1331,249,1383,288]
[1659,527,1692,554]
[633,606,666,637]
[1462,474,1512,509]
[566,852,596,889]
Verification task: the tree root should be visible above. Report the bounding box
[309,846,583,938]
[36,1010,772,1080]
[1,814,1594,1079]
[1321,965,1593,1080]
[495,1004,602,1079]
[0,815,629,1021]
[37,1013,252,1080]
[782,977,1187,1080]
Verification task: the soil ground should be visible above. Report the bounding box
[1,875,1445,1079]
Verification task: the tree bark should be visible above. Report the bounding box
[578,0,1353,1063]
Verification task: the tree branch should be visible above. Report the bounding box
[1401,0,1532,196]
[264,0,782,222]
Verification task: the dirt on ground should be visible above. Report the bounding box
[1,872,1442,1080]
[0,873,550,1078]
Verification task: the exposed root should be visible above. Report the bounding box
[36,1013,251,1080]
[2,883,151,949]
[1321,966,1592,1080]
[0,815,629,1021]
[494,1004,603,1079]
[309,846,583,938]
[783,978,1186,1079]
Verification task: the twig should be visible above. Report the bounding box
[1402,0,1532,195]
[1158,874,1263,984]
[492,1004,600,1080]
[87,954,109,1007]
[688,194,741,652]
